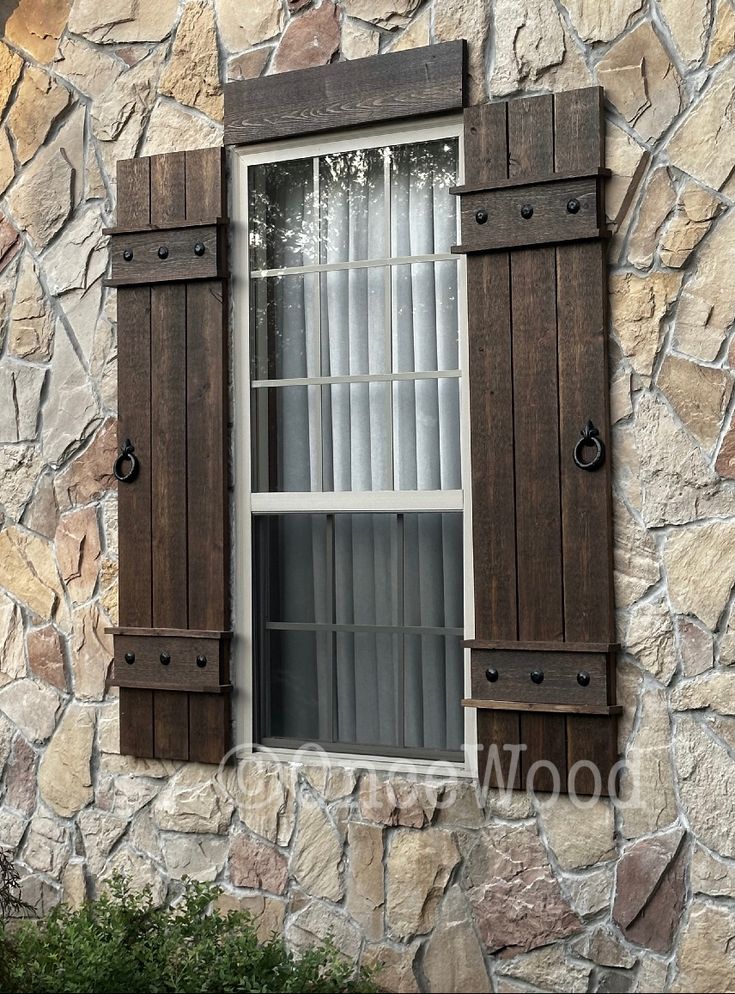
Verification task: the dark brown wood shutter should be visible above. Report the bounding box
[106,147,231,764]
[455,87,618,795]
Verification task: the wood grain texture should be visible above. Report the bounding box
[112,632,228,691]
[108,224,221,285]
[470,649,610,706]
[224,41,467,145]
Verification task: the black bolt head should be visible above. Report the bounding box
[196,655,208,669]
[530,669,544,685]
[123,248,134,262]
[160,651,171,666]
[577,671,591,687]
[158,245,169,259]
[124,651,135,665]
[194,241,206,256]
[475,209,488,225]
[485,667,499,683]
[567,198,581,214]
[520,204,534,219]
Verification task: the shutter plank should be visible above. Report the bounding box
[507,95,566,792]
[153,690,189,760]
[117,157,154,756]
[554,88,616,791]
[465,103,520,788]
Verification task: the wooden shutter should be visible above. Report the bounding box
[455,87,618,795]
[105,148,231,764]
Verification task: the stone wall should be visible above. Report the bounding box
[0,1,734,991]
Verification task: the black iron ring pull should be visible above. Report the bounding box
[114,438,139,483]
[573,420,605,472]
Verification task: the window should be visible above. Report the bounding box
[238,120,468,761]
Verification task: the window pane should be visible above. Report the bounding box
[333,514,397,627]
[403,513,463,630]
[250,274,318,380]
[320,148,386,264]
[252,386,320,492]
[392,261,459,373]
[255,515,329,624]
[335,631,400,747]
[267,630,326,740]
[249,158,316,270]
[320,267,388,376]
[322,382,392,491]
[393,378,461,490]
[390,139,459,257]
[404,634,463,752]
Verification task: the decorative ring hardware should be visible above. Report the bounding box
[577,671,591,687]
[123,248,134,262]
[520,204,534,220]
[530,670,544,685]
[113,439,139,483]
[196,655,208,668]
[158,245,169,259]
[573,420,606,472]
[485,667,498,683]
[566,198,581,214]
[160,652,171,666]
[475,209,488,225]
[124,652,135,665]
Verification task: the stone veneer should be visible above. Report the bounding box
[0,1,735,991]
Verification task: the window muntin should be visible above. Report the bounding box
[246,130,465,760]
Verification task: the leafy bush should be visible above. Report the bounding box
[0,849,25,925]
[0,876,376,994]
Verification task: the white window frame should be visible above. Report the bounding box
[231,115,476,775]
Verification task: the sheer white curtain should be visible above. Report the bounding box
[254,140,463,753]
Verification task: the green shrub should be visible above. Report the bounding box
[0,876,376,994]
[0,849,25,925]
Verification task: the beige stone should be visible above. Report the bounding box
[563,863,614,919]
[668,69,735,192]
[496,944,590,993]
[660,181,724,269]
[664,520,735,628]
[597,23,682,142]
[7,67,70,165]
[229,833,287,893]
[676,716,735,856]
[0,362,45,444]
[434,781,485,828]
[287,901,361,961]
[99,847,167,906]
[709,0,735,65]
[635,394,735,528]
[359,774,438,827]
[620,688,677,838]
[77,808,127,873]
[659,356,733,452]
[677,617,714,676]
[0,446,42,523]
[672,901,735,992]
[68,0,178,44]
[273,1,340,74]
[164,833,228,882]
[0,0,70,62]
[154,764,234,833]
[70,603,113,700]
[540,796,616,870]
[291,792,343,900]
[617,656,644,750]
[0,128,14,196]
[215,891,285,941]
[626,595,678,685]
[54,34,122,99]
[27,624,66,691]
[232,761,295,845]
[346,822,384,939]
[613,498,659,609]
[387,6,430,52]
[302,763,357,802]
[675,211,735,361]
[610,271,681,382]
[659,0,711,66]
[386,828,459,939]
[0,591,24,687]
[215,0,283,52]
[0,808,27,849]
[5,134,74,249]
[54,418,117,510]
[605,122,649,229]
[8,255,54,361]
[61,860,87,908]
[39,704,95,817]
[160,1,222,119]
[435,0,492,103]
[672,670,735,716]
[341,19,380,60]
[42,322,100,466]
[0,213,21,272]
[341,0,420,28]
[99,557,118,624]
[227,48,271,81]
[55,507,101,604]
[23,814,69,878]
[560,0,642,42]
[423,886,490,992]
[0,527,65,623]
[141,99,223,156]
[627,166,676,269]
[691,844,735,897]
[362,942,420,994]
[43,211,107,300]
[571,926,637,969]
[0,42,22,114]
